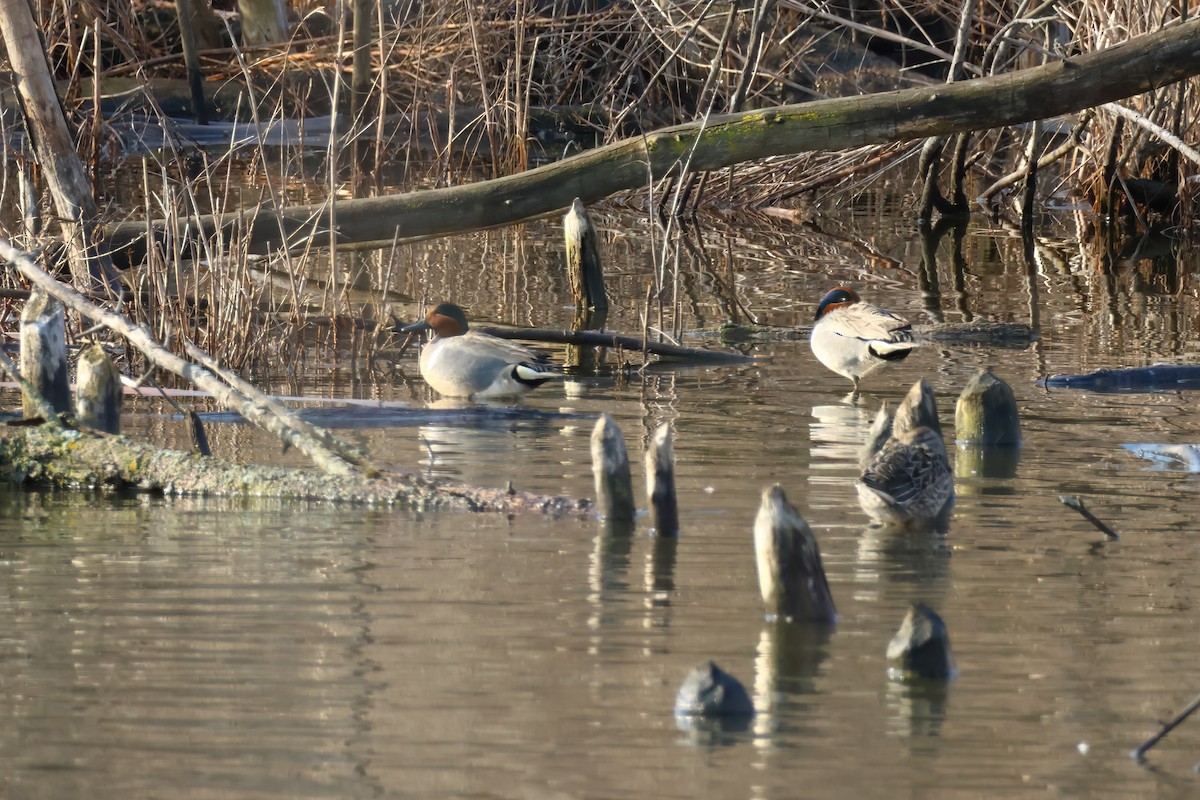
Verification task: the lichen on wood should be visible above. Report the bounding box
[0,426,585,515]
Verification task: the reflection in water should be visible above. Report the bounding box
[587,520,634,646]
[644,534,678,610]
[885,677,950,742]
[855,524,952,609]
[11,203,1200,797]
[809,399,875,478]
[415,398,566,485]
[751,621,833,741]
[955,443,1022,495]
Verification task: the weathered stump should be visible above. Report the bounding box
[19,288,70,418]
[955,369,1021,446]
[645,422,679,537]
[564,197,607,315]
[674,661,754,718]
[564,198,608,370]
[887,602,956,680]
[752,485,836,623]
[590,413,635,529]
[74,343,121,433]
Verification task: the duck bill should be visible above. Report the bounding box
[399,319,432,334]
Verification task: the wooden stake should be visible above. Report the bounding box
[645,422,679,537]
[19,288,71,418]
[74,343,121,434]
[590,413,634,529]
[175,0,209,125]
[564,197,607,314]
[564,198,607,370]
[752,485,836,623]
[887,603,956,680]
[955,369,1021,446]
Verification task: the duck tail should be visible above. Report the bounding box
[512,363,564,387]
[869,340,915,361]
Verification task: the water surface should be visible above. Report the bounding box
[3,208,1200,798]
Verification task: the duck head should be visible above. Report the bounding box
[400,302,470,338]
[814,286,861,321]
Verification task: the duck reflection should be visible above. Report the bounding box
[809,395,880,473]
[415,397,562,484]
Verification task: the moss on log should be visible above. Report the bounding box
[103,18,1200,266]
[0,426,585,514]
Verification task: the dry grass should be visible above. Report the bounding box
[0,0,1195,368]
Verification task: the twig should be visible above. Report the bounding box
[1058,495,1120,540]
[182,336,376,473]
[1131,691,1200,762]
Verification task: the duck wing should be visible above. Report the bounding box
[463,331,560,369]
[833,303,914,344]
[859,426,953,514]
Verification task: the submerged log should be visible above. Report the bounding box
[0,425,583,514]
[645,423,679,537]
[1040,364,1200,393]
[476,325,751,363]
[103,18,1200,265]
[19,288,70,418]
[74,343,121,434]
[590,413,635,529]
[887,603,956,680]
[752,485,837,624]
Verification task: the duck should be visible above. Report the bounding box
[399,302,563,399]
[810,286,915,393]
[856,378,954,528]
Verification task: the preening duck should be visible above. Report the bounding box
[810,287,915,393]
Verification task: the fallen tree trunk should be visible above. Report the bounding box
[0,425,583,514]
[103,17,1200,267]
[474,325,753,363]
[0,0,119,292]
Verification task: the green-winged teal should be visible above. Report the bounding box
[400,303,562,399]
[810,286,915,392]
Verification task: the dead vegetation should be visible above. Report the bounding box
[0,0,1196,370]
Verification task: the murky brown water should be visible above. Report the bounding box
[4,204,1200,798]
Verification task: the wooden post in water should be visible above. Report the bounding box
[752,485,837,623]
[590,413,635,529]
[564,198,608,370]
[175,0,209,125]
[645,422,679,537]
[74,343,121,434]
[955,369,1022,485]
[887,602,956,680]
[954,369,1021,445]
[19,288,71,418]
